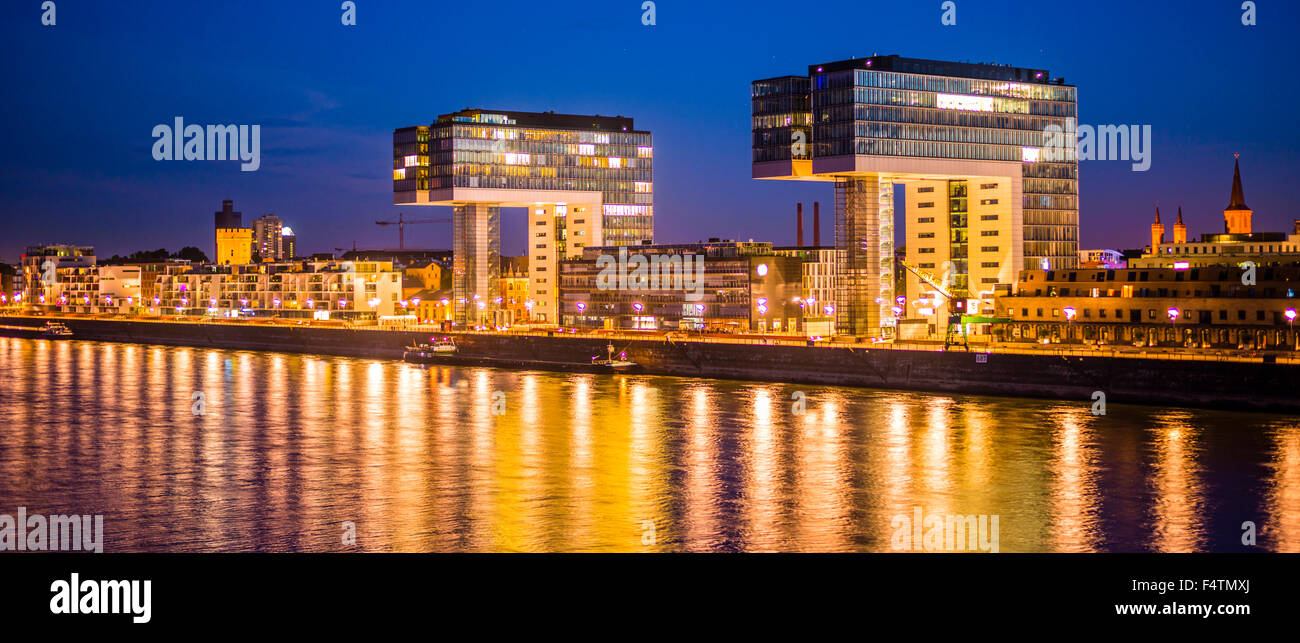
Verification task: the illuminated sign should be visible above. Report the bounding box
[1173,261,1190,270]
[936,94,993,112]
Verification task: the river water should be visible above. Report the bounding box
[1,337,1296,552]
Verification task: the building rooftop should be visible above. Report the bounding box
[429,108,644,133]
[808,54,1067,85]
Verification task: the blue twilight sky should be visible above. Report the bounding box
[1,0,1297,263]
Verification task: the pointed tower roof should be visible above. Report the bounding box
[1176,205,1184,225]
[1226,154,1250,211]
[1153,204,1161,224]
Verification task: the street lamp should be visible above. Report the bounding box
[1287,309,1297,350]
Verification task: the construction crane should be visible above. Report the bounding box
[375,213,450,250]
[899,260,1010,349]
[899,260,969,349]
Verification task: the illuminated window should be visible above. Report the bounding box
[404,155,418,167]
[393,168,406,180]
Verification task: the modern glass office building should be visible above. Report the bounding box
[753,55,1078,336]
[395,109,653,324]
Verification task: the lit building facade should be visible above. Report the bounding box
[154,261,401,319]
[754,55,1078,336]
[1079,249,1126,269]
[773,245,840,335]
[994,265,1300,350]
[21,244,96,304]
[559,240,803,332]
[395,109,653,326]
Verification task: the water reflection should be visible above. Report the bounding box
[0,337,1297,552]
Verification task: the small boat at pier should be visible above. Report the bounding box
[591,343,637,371]
[403,337,457,362]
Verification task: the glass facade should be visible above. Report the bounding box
[753,56,1080,335]
[395,110,654,248]
[809,65,1079,271]
[752,76,812,163]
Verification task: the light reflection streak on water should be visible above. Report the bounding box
[1149,412,1204,552]
[0,337,1296,552]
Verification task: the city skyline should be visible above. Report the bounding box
[3,0,1297,265]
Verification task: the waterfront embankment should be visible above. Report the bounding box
[1,315,1296,412]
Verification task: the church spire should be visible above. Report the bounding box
[1223,154,1254,234]
[1226,154,1250,211]
[1173,204,1187,244]
[1150,202,1165,250]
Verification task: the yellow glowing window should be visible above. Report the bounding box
[393,168,406,180]
[637,147,653,158]
[635,182,651,193]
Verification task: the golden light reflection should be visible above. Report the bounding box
[1265,423,1300,551]
[743,386,780,551]
[1048,410,1101,552]
[681,385,719,551]
[793,389,851,551]
[0,338,1293,552]
[1150,414,1205,552]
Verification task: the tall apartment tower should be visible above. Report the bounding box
[394,109,652,325]
[252,214,286,261]
[753,55,1078,336]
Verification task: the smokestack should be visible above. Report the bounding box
[813,201,821,246]
[796,203,804,247]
